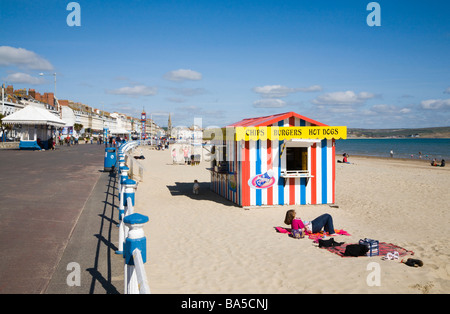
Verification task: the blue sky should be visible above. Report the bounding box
[1,0,449,129]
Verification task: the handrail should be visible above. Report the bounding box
[131,248,151,294]
[112,140,150,294]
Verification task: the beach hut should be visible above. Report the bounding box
[207,112,346,207]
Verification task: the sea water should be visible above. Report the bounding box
[335,138,450,161]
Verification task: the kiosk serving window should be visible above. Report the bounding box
[286,147,308,171]
[281,139,318,178]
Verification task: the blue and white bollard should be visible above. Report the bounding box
[118,165,129,202]
[116,177,137,255]
[124,213,149,294]
[117,156,125,193]
[116,147,124,169]
[119,165,129,184]
[117,165,130,221]
[123,178,137,208]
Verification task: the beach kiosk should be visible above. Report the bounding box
[2,104,66,150]
[207,112,346,207]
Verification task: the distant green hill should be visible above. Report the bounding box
[348,126,450,138]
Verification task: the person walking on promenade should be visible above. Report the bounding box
[183,147,189,165]
[172,148,177,164]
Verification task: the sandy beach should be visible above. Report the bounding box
[132,147,449,294]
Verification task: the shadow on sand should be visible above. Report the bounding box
[166,181,239,208]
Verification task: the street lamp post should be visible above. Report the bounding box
[1,83,4,115]
[39,72,59,146]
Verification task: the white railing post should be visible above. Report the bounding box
[123,213,149,294]
[116,196,135,255]
[118,165,129,220]
[117,154,125,197]
[125,196,134,215]
[132,248,150,294]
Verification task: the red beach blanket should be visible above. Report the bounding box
[274,227,413,257]
[274,226,351,240]
[324,242,414,258]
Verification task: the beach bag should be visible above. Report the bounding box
[344,244,369,257]
[291,229,304,239]
[359,238,379,256]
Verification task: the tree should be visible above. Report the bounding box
[73,123,83,134]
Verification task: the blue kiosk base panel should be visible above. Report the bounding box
[19,141,42,150]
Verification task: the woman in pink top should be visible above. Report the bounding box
[284,209,336,236]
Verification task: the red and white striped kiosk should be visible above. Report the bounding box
[208,112,347,207]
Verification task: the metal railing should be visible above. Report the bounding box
[113,140,150,294]
[129,248,150,294]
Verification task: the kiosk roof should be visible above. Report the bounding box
[226,111,327,128]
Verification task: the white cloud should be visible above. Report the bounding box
[169,87,207,96]
[166,97,187,103]
[312,90,375,105]
[3,72,46,85]
[0,46,53,71]
[163,69,202,82]
[299,85,323,93]
[253,98,286,108]
[106,85,157,96]
[371,104,394,112]
[369,104,412,114]
[177,105,202,112]
[318,105,357,114]
[399,108,411,114]
[420,99,450,110]
[253,84,322,98]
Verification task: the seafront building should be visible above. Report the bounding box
[1,85,164,143]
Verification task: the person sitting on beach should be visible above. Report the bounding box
[441,159,445,167]
[337,153,350,164]
[284,209,336,236]
[431,158,438,166]
[193,180,200,195]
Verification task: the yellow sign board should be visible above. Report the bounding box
[235,126,347,141]
[204,126,347,141]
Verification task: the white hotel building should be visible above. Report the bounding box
[1,89,163,141]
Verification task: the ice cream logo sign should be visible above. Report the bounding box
[248,169,276,189]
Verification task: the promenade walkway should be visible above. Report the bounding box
[0,144,123,294]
